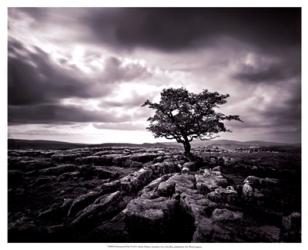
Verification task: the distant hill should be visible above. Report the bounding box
[8,139,88,150]
[7,139,179,150]
[8,138,300,150]
[191,139,300,149]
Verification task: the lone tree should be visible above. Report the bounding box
[142,88,242,157]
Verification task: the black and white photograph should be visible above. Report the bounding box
[6,6,302,243]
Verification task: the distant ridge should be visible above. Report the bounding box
[7,139,179,150]
[8,138,299,150]
[8,139,86,150]
[192,139,297,146]
[191,139,301,149]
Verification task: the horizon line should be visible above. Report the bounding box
[8,137,301,146]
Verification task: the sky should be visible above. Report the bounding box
[7,8,301,144]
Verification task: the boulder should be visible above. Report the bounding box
[243,225,280,242]
[181,167,189,174]
[242,183,254,198]
[90,212,129,242]
[183,162,198,171]
[242,175,279,205]
[93,150,125,156]
[38,164,77,176]
[71,191,125,229]
[153,156,165,163]
[192,217,234,242]
[211,208,243,222]
[149,162,180,176]
[76,154,125,165]
[75,156,101,164]
[51,153,79,163]
[121,160,143,168]
[282,212,301,231]
[112,155,131,166]
[207,186,238,204]
[263,177,279,186]
[77,164,96,178]
[130,153,163,163]
[139,174,173,199]
[195,173,228,194]
[93,166,119,179]
[171,174,196,194]
[202,169,211,176]
[212,166,221,172]
[180,194,217,220]
[9,158,52,172]
[124,196,178,241]
[57,171,80,181]
[150,173,217,222]
[208,157,218,166]
[34,176,57,186]
[39,198,73,221]
[244,176,262,186]
[256,225,280,242]
[244,175,279,188]
[157,181,175,197]
[46,224,67,241]
[99,180,121,194]
[97,154,125,165]
[76,164,118,179]
[120,167,153,192]
[281,212,301,242]
[67,191,101,217]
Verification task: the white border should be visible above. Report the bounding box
[0,1,306,250]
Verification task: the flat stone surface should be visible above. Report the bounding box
[7,144,301,242]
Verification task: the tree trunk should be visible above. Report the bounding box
[183,140,191,157]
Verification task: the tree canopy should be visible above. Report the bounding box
[142,87,242,155]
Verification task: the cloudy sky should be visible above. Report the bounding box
[8,8,301,144]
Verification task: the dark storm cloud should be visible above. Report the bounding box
[8,38,151,106]
[8,104,131,124]
[231,83,301,131]
[84,8,301,52]
[8,42,101,105]
[8,8,301,143]
[101,56,151,84]
[18,8,301,52]
[8,36,152,125]
[263,89,301,127]
[234,59,300,83]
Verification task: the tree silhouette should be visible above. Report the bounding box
[142,87,242,156]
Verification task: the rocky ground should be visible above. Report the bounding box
[8,145,301,242]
